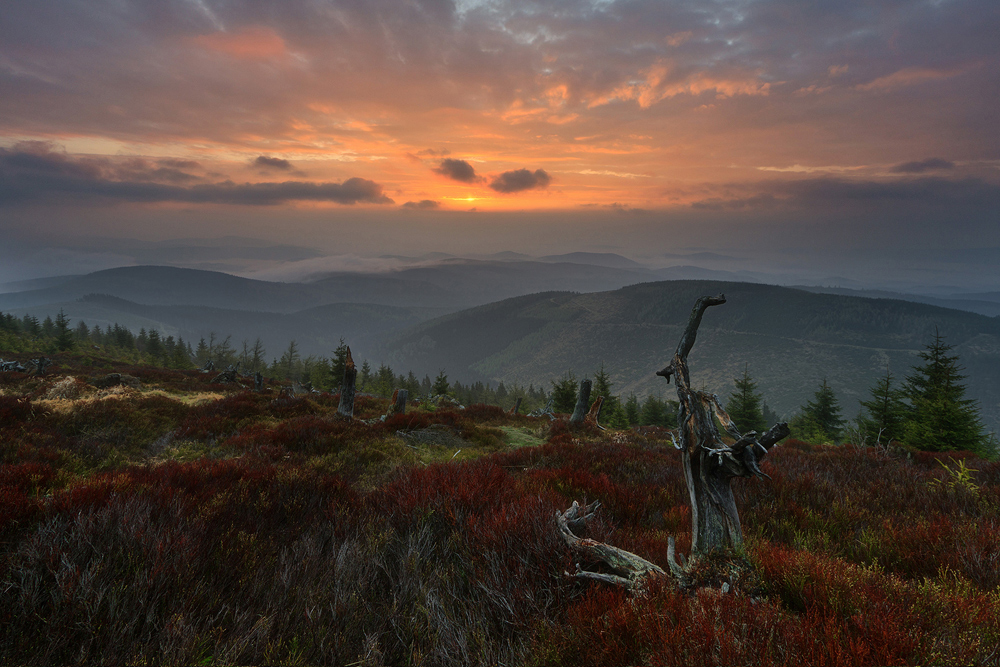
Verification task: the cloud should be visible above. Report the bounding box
[689,176,1000,212]
[856,67,966,92]
[488,168,551,193]
[433,158,480,183]
[191,26,289,61]
[402,199,440,209]
[0,143,393,206]
[890,158,955,174]
[691,194,777,211]
[253,155,294,171]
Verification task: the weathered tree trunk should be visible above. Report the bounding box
[337,347,358,418]
[254,372,264,392]
[383,388,408,420]
[586,396,605,430]
[509,396,522,415]
[570,378,592,423]
[658,295,789,555]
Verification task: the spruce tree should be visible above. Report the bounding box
[624,393,640,426]
[856,365,906,445]
[432,370,450,396]
[550,371,578,414]
[901,331,988,454]
[725,365,767,434]
[793,378,843,443]
[330,339,350,385]
[54,310,74,351]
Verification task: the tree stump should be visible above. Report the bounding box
[337,347,358,418]
[554,295,790,593]
[383,389,408,420]
[569,378,592,423]
[657,295,789,555]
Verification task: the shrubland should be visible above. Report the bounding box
[1,350,998,666]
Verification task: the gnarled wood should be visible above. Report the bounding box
[556,501,667,590]
[659,295,789,555]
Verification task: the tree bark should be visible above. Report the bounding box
[586,396,605,430]
[555,501,669,589]
[337,347,357,418]
[570,378,592,423]
[384,388,408,420]
[508,396,522,415]
[659,295,789,555]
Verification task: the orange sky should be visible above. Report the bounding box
[1,0,998,275]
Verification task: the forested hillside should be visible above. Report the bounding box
[380,280,1000,433]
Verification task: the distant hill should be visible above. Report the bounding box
[538,252,644,269]
[795,285,1000,318]
[3,293,445,364]
[378,280,1000,434]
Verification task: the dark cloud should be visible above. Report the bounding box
[691,194,777,211]
[691,176,1000,212]
[0,144,392,206]
[780,176,996,207]
[158,158,201,170]
[402,199,440,209]
[488,168,551,193]
[890,158,956,174]
[253,155,294,171]
[434,158,479,183]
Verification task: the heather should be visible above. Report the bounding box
[1,361,998,665]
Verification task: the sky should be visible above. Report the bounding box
[1,0,998,289]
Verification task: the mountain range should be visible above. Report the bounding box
[1,261,998,435]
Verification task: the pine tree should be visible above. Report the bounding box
[793,378,843,443]
[550,371,578,414]
[54,310,74,351]
[360,361,373,393]
[330,339,350,385]
[856,365,906,445]
[901,331,988,454]
[432,370,450,396]
[279,340,301,380]
[624,393,640,426]
[725,365,767,434]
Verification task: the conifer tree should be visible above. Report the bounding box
[725,365,767,434]
[550,371,578,413]
[330,339,350,385]
[624,393,640,425]
[54,310,74,351]
[359,361,373,392]
[901,331,988,454]
[432,370,450,396]
[792,378,843,443]
[855,364,906,445]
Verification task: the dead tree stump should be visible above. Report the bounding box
[337,347,358,418]
[383,389,408,420]
[657,295,789,555]
[586,396,605,430]
[555,295,789,593]
[570,378,592,423]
